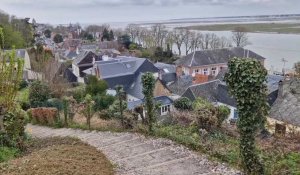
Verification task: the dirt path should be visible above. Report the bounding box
[26,124,239,175]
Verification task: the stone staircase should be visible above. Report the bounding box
[26,124,239,175]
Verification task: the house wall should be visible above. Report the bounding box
[24,51,31,70]
[127,94,140,102]
[154,80,172,97]
[72,63,80,77]
[181,63,227,77]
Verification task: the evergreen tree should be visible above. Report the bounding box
[109,30,114,41]
[102,28,110,41]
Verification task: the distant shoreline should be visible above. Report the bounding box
[178,23,300,35]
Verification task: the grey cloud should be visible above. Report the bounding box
[1,0,289,8]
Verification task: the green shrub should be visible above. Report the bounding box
[196,108,218,132]
[46,98,63,111]
[154,124,201,150]
[0,147,19,162]
[174,97,192,110]
[29,81,51,108]
[72,86,86,103]
[93,94,115,111]
[86,76,108,96]
[216,105,231,127]
[98,110,111,120]
[192,98,213,110]
[19,80,28,90]
[2,111,26,149]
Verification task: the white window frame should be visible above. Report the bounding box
[203,68,208,75]
[161,105,170,115]
[194,69,199,74]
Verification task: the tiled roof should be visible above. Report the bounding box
[175,47,266,67]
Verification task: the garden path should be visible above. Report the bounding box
[26,124,239,175]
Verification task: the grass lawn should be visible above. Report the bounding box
[182,23,300,34]
[0,137,114,175]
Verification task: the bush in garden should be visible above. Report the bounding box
[192,98,213,111]
[86,76,108,96]
[29,107,58,126]
[195,108,218,132]
[93,94,115,111]
[72,86,86,103]
[123,111,138,129]
[108,100,127,119]
[98,110,111,120]
[45,98,63,111]
[29,81,51,108]
[174,97,192,111]
[216,105,231,127]
[19,80,28,90]
[1,107,27,149]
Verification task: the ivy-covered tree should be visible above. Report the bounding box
[225,57,268,174]
[81,94,95,130]
[142,73,156,133]
[115,85,126,127]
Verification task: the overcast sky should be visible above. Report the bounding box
[1,0,300,25]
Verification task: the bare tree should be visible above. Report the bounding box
[150,24,167,47]
[183,30,198,55]
[173,29,186,56]
[203,33,211,50]
[219,36,232,48]
[231,27,249,47]
[165,31,175,50]
[209,33,221,49]
[126,24,139,43]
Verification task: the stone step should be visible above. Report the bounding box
[130,156,213,175]
[101,137,145,153]
[110,141,168,160]
[117,146,188,170]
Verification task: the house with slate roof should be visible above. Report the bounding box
[270,79,300,126]
[154,62,177,85]
[175,47,266,78]
[181,79,238,120]
[84,56,172,102]
[127,96,174,116]
[72,50,101,82]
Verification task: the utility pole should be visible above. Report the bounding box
[281,58,288,76]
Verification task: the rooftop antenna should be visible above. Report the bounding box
[281,58,288,75]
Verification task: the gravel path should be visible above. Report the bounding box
[26,124,240,175]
